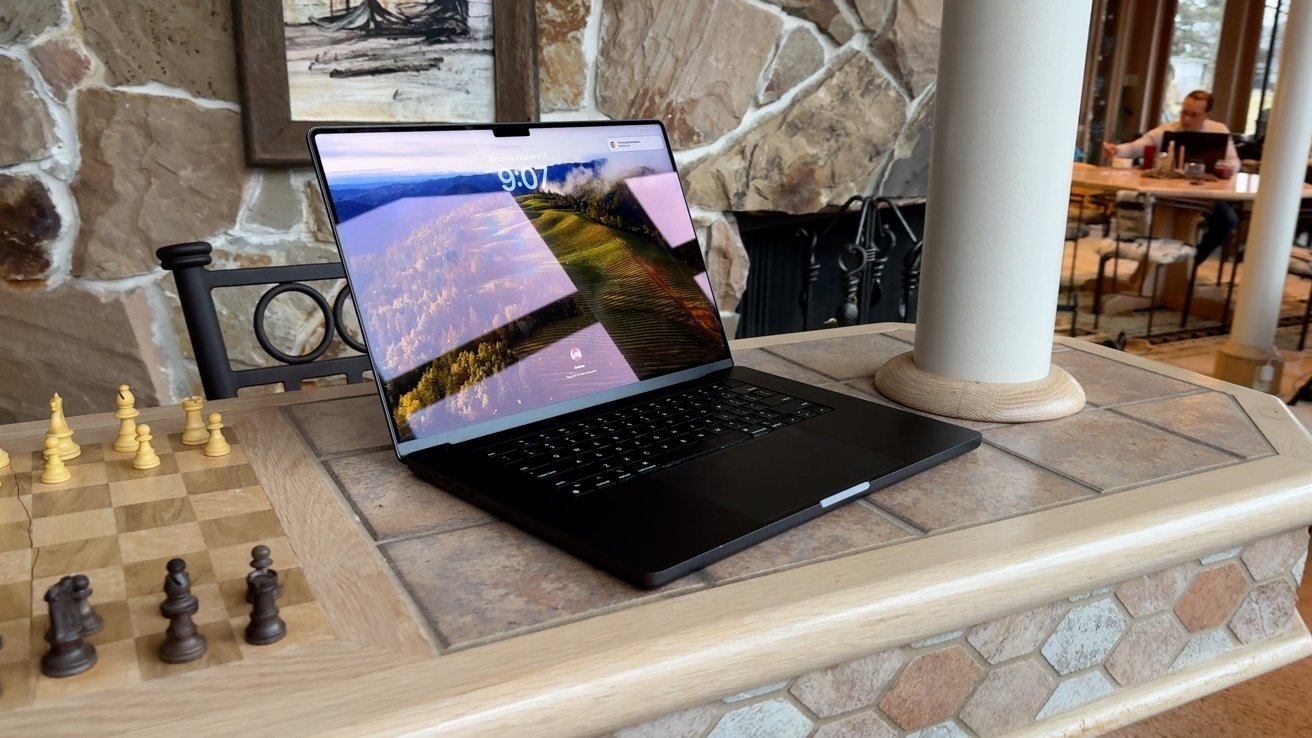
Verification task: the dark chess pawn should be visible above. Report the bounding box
[245,570,286,646]
[249,544,273,577]
[159,558,207,664]
[70,574,103,636]
[41,579,97,678]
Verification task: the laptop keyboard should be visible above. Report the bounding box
[480,379,831,497]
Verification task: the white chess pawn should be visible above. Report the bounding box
[40,437,71,484]
[132,424,161,470]
[180,396,208,446]
[203,413,230,458]
[113,384,140,453]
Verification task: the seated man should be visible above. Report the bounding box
[1102,89,1241,266]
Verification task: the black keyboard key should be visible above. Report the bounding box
[647,430,750,468]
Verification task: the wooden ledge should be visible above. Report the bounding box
[874,350,1086,422]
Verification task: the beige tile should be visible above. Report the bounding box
[232,601,334,659]
[765,333,913,380]
[33,638,140,703]
[114,497,197,533]
[790,649,907,718]
[1229,579,1298,645]
[812,712,899,738]
[960,659,1056,737]
[209,536,299,582]
[127,582,228,637]
[173,444,250,473]
[1175,563,1249,632]
[328,450,491,541]
[986,410,1237,491]
[879,646,984,731]
[198,509,285,549]
[135,620,242,679]
[103,453,179,483]
[0,520,32,553]
[704,503,915,582]
[731,348,837,384]
[1052,349,1199,406]
[383,522,704,647]
[1114,392,1273,458]
[31,566,127,616]
[189,487,272,521]
[117,522,207,564]
[872,444,1094,532]
[30,507,118,547]
[181,464,260,496]
[1241,528,1311,581]
[108,474,189,507]
[28,484,112,518]
[122,551,216,599]
[967,602,1068,665]
[0,548,33,585]
[0,496,27,524]
[1106,615,1191,689]
[288,396,392,456]
[0,579,30,621]
[1116,561,1196,618]
[32,536,120,578]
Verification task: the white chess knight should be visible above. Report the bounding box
[47,393,80,461]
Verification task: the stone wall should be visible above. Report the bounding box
[0,0,939,422]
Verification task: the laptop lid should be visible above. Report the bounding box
[307,122,733,458]
[1160,130,1229,173]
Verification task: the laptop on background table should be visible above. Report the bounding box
[307,120,980,588]
[1160,130,1230,174]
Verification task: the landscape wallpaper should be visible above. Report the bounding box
[316,127,726,442]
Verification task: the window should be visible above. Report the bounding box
[1160,0,1227,124]
[1247,1,1288,136]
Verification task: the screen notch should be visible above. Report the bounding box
[492,125,531,137]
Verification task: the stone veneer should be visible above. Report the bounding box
[0,0,939,422]
[605,530,1307,738]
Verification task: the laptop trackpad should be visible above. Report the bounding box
[653,428,903,522]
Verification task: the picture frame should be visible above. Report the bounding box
[232,0,538,166]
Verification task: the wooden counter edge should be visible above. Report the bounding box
[102,454,1312,737]
[1016,616,1312,737]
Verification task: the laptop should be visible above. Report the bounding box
[1160,130,1230,174]
[307,121,981,588]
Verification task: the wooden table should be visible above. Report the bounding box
[1071,164,1312,324]
[4,324,1312,736]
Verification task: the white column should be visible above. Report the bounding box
[1218,0,1312,383]
[876,0,1089,422]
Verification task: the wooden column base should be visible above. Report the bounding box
[1213,342,1284,395]
[874,351,1086,423]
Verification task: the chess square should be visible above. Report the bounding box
[0,548,33,586]
[217,567,312,619]
[189,487,271,521]
[0,497,26,525]
[31,566,126,615]
[114,496,197,533]
[209,537,299,582]
[232,601,333,660]
[117,522,207,564]
[0,580,30,621]
[0,469,17,498]
[33,639,141,704]
[174,445,249,473]
[28,443,105,468]
[127,582,228,637]
[33,536,121,578]
[28,484,112,518]
[29,600,132,655]
[0,617,30,664]
[167,426,241,450]
[108,474,188,507]
[26,461,108,492]
[0,660,34,712]
[181,465,260,496]
[0,521,32,553]
[30,508,118,547]
[199,509,284,549]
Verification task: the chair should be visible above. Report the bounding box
[1062,192,1112,336]
[1092,191,1196,338]
[1287,206,1312,350]
[157,241,371,399]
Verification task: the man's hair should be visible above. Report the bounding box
[1185,90,1214,112]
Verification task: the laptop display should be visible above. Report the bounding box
[313,124,730,451]
[1160,130,1229,174]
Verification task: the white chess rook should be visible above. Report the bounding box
[181,396,208,446]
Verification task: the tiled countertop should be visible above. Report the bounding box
[4,323,1312,736]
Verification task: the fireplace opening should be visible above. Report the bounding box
[732,199,926,339]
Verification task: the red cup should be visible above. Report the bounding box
[1214,162,1235,179]
[1142,145,1156,170]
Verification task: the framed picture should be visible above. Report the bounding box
[233,0,538,166]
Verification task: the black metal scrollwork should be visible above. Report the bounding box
[254,283,364,365]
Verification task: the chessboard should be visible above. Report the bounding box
[0,426,334,714]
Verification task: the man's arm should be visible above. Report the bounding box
[1114,127,1164,162]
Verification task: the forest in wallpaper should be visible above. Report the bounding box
[334,161,723,441]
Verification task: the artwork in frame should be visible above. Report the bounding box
[233,0,537,166]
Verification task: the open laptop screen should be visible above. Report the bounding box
[311,123,730,449]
